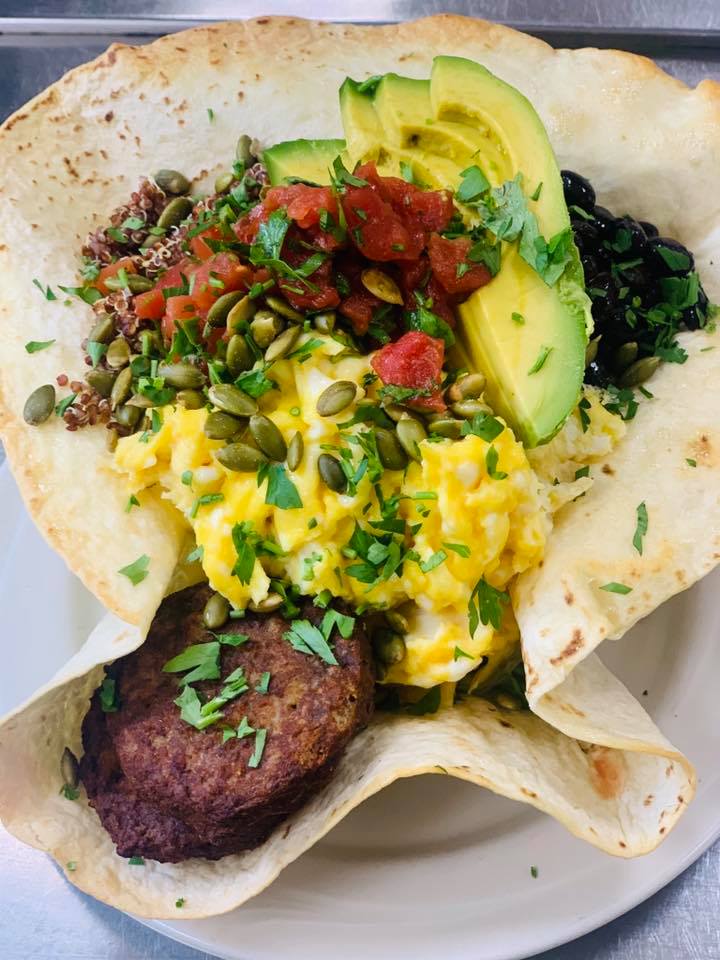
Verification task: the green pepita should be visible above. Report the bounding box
[126,392,155,409]
[316,380,357,417]
[208,383,258,418]
[157,361,206,390]
[286,430,304,471]
[612,341,639,373]
[250,310,284,348]
[313,311,336,335]
[429,418,462,440]
[385,609,409,635]
[87,314,116,344]
[226,334,254,377]
[204,410,244,440]
[264,295,304,324]
[214,171,234,195]
[203,592,230,630]
[375,427,408,471]
[248,593,284,614]
[448,372,486,403]
[105,428,119,452]
[207,290,245,327]
[157,196,194,231]
[373,630,406,666]
[60,748,79,789]
[86,368,117,398]
[226,295,256,332]
[215,441,267,472]
[110,366,133,409]
[154,169,191,195]
[396,416,427,461]
[451,399,492,419]
[176,389,206,410]
[114,403,141,428]
[106,337,131,369]
[618,355,661,388]
[23,384,55,425]
[585,336,600,367]
[235,134,253,166]
[318,453,347,493]
[264,325,300,363]
[361,268,403,305]
[105,273,154,294]
[249,414,287,461]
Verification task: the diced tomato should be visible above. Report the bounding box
[428,233,492,295]
[398,257,431,303]
[190,253,251,311]
[162,295,198,342]
[426,276,456,328]
[371,330,446,412]
[265,184,339,231]
[342,185,422,261]
[233,204,268,244]
[94,257,136,295]
[356,164,454,236]
[339,288,382,335]
[279,256,339,312]
[190,226,224,260]
[134,287,165,321]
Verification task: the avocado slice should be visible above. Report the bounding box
[430,56,589,446]
[339,79,383,164]
[263,138,345,186]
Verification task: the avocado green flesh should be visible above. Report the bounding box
[263,138,345,186]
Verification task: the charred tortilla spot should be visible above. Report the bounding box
[601,463,614,475]
[564,590,575,606]
[588,747,626,800]
[104,111,114,122]
[549,628,584,665]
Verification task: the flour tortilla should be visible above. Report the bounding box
[0,612,694,919]
[0,14,712,916]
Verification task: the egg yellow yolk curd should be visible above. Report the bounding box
[116,333,553,688]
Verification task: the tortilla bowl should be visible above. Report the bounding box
[0,13,715,918]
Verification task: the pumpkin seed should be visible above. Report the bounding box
[110,366,133,409]
[265,295,304,323]
[106,337,130,369]
[114,403,141,428]
[105,273,154,294]
[215,441,267,472]
[157,361,206,390]
[385,609,409,635]
[375,427,408,471]
[618,355,661,388]
[373,630,406,665]
[226,334,253,376]
[105,428,119,452]
[382,402,415,423]
[585,336,600,367]
[157,196,194,231]
[286,430,304,471]
[86,368,117,398]
[318,453,347,493]
[361,268,403,305]
[313,311,336,334]
[264,325,300,363]
[250,310,284,348]
[448,372,486,403]
[249,592,284,614]
[451,399,492,419]
[154,168,191,195]
[316,380,357,417]
[214,171,234,194]
[23,384,55,425]
[235,134,253,166]
[612,341,639,373]
[176,389,206,410]
[126,392,155,409]
[204,410,244,440]
[396,416,427,461]
[207,290,245,327]
[208,383,258,418]
[429,418,462,439]
[88,314,115,344]
[226,295,256,332]
[61,747,79,789]
[249,414,287,461]
[203,592,229,630]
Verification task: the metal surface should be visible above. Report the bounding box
[1,2,719,958]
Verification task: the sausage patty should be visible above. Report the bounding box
[79,584,374,862]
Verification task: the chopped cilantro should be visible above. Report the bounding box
[528,345,553,375]
[163,641,221,685]
[86,341,107,368]
[656,244,692,273]
[259,462,302,510]
[55,394,76,418]
[33,278,57,301]
[686,458,697,467]
[99,676,119,713]
[399,161,414,184]
[443,542,471,558]
[308,517,318,530]
[66,862,78,872]
[186,544,204,564]
[248,728,267,768]
[467,236,502,276]
[461,412,504,442]
[213,632,249,647]
[118,554,150,586]
[420,550,447,574]
[255,671,271,694]
[454,646,473,661]
[181,469,193,486]
[60,784,79,801]
[485,446,508,480]
[456,164,490,204]
[173,685,223,730]
[469,577,509,635]
[405,302,455,347]
[331,155,368,188]
[284,619,338,665]
[25,339,55,353]
[190,492,224,519]
[578,396,591,432]
[511,312,525,325]
[235,366,276,398]
[207,107,215,122]
[530,182,543,201]
[574,466,590,480]
[530,865,539,879]
[128,856,145,866]
[175,898,185,908]
[321,608,356,640]
[599,581,633,595]
[124,494,140,513]
[302,551,323,581]
[236,716,255,739]
[632,502,648,555]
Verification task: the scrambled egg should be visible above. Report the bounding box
[115,334,622,688]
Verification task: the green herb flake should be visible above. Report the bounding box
[599,581,633,595]
[99,676,119,713]
[186,544,204,564]
[406,686,442,716]
[207,107,215,122]
[574,466,590,480]
[190,492,224,519]
[118,554,150,586]
[578,396,592,433]
[55,394,76,418]
[399,161,415,184]
[25,339,55,353]
[420,550,447,574]
[456,165,490,204]
[181,469,193,486]
[443,542,471,558]
[128,856,145,866]
[66,862,78,872]
[528,345,553,375]
[530,866,539,879]
[248,728,268,768]
[124,494,140,513]
[632,501,649,555]
[163,641,221,684]
[175,898,185,909]
[259,462,302,510]
[33,278,57,301]
[468,577,509,635]
[284,619,338,665]
[486,445,508,480]
[453,646,473,661]
[331,155,369,189]
[60,783,80,801]
[511,312,525,325]
[461,412,504,442]
[686,458,697,467]
[254,671,271,694]
[530,182,543,201]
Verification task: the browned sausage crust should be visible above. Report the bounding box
[79,584,374,862]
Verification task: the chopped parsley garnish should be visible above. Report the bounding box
[467,236,501,276]
[207,107,215,122]
[321,608,356,639]
[443,542,471,558]
[399,161,415,184]
[258,462,302,510]
[454,646,473,661]
[528,345,553,375]
[25,339,55,353]
[118,554,150,586]
[60,783,79,801]
[456,164,490,204]
[186,544,204,564]
[86,341,107,368]
[163,641,221,685]
[59,283,104,305]
[633,501,648,555]
[578,396,592,432]
[461,412,504,442]
[213,632,249,648]
[603,386,638,421]
[55,394,76,418]
[302,551,323,581]
[175,898,185,909]
[530,182,543,201]
[124,494,140,513]
[66,862,78,872]
[128,856,145,866]
[468,577,509,635]
[574,466,590,480]
[255,672,271,694]
[406,686,441,716]
[181,470,193,486]
[405,299,455,347]
[599,581,633,595]
[485,445,508,480]
[190,492,224,519]
[511,312,525,325]
[686,458,697,467]
[33,278,57,301]
[99,676,119,713]
[284,619,339,666]
[530,865,539,879]
[248,728,268,768]
[235,365,277,398]
[331,155,369,188]
[419,550,447,574]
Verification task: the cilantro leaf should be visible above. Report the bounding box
[461,412,504,442]
[25,339,55,353]
[284,619,339,665]
[174,685,224,730]
[254,208,290,261]
[443,542,471,558]
[399,161,415,184]
[420,550,447,574]
[454,646,473,661]
[467,236,502,276]
[118,554,150,586]
[261,463,302,510]
[214,632,249,647]
[162,641,221,685]
[33,278,57,301]
[248,728,268,768]
[485,445,508,480]
[405,303,455,347]
[331,155,368,188]
[255,672,271,694]
[633,501,648,555]
[321,608,356,640]
[231,521,257,584]
[99,676,119,713]
[234,366,277,398]
[456,164,490,204]
[468,577,509,635]
[599,581,633,595]
[528,345,553,375]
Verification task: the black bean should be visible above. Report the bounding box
[572,219,600,254]
[647,237,695,278]
[581,254,606,280]
[612,217,648,256]
[683,285,709,330]
[591,205,617,240]
[639,220,659,239]
[587,272,618,309]
[561,170,596,210]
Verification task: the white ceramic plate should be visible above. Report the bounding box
[1,458,718,960]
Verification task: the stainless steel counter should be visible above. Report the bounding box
[1,2,719,957]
